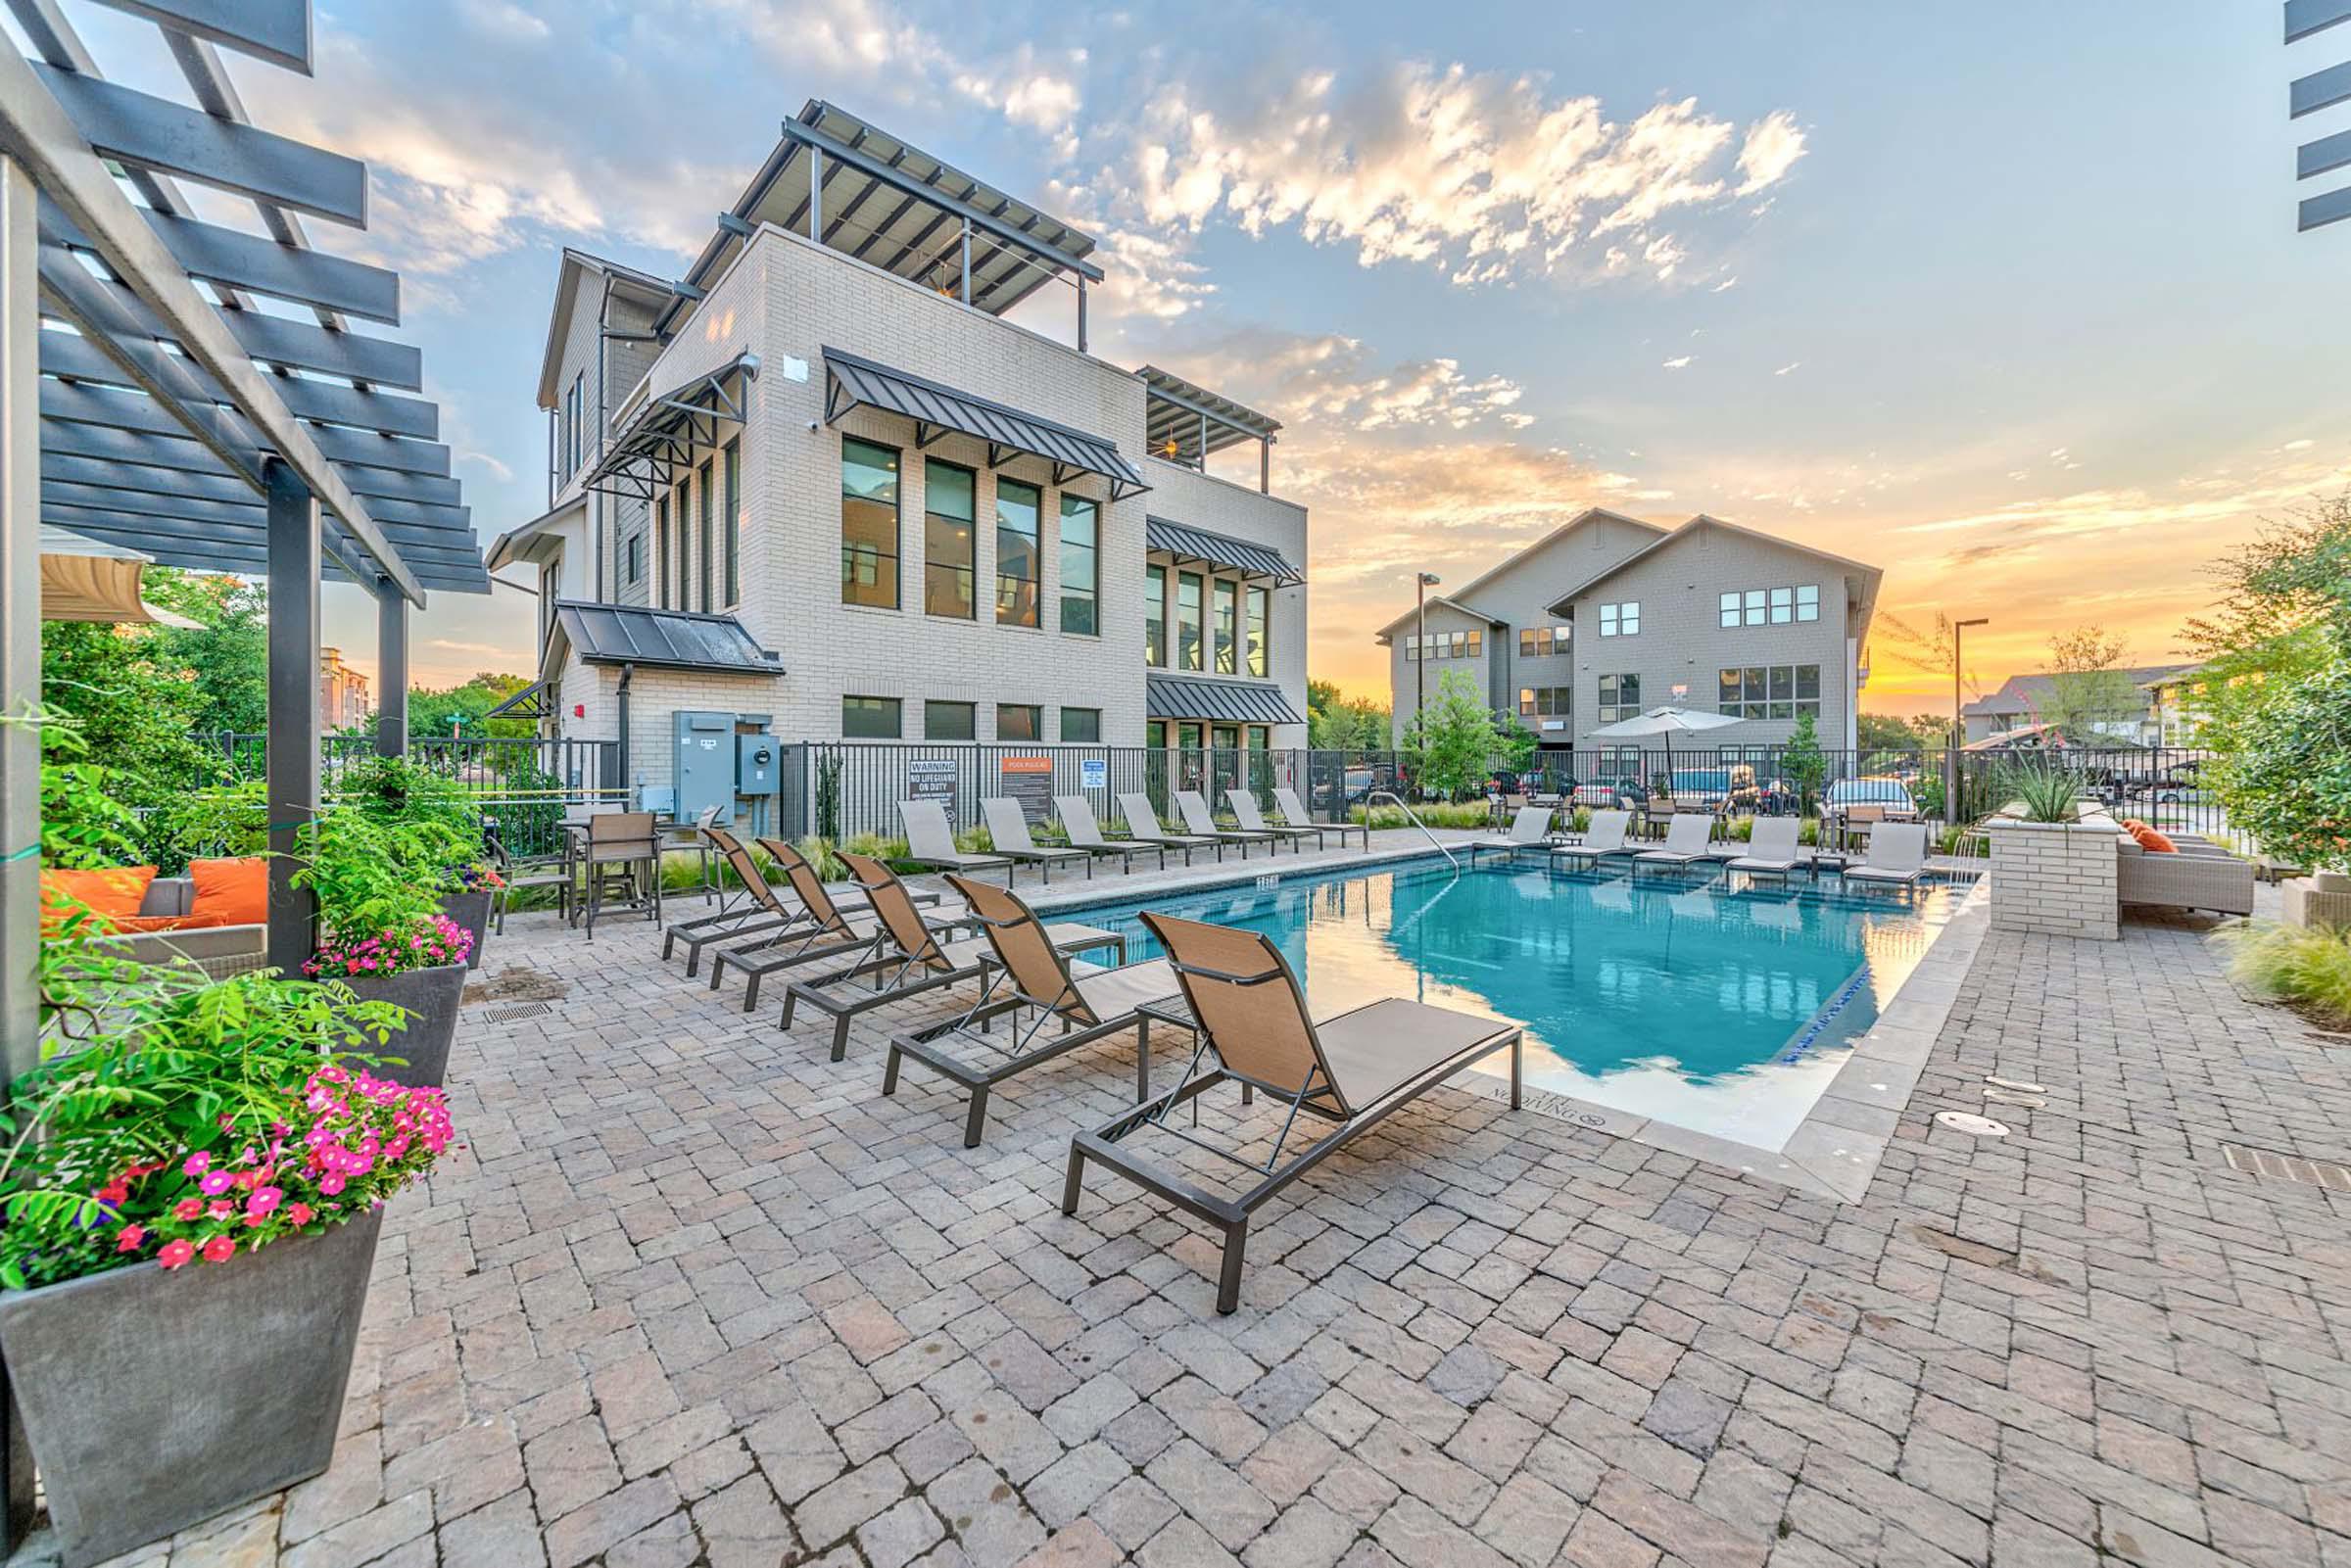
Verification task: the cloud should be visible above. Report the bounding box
[1662,355,1692,368]
[1734,111,1807,194]
[426,639,511,655]
[1774,361,1800,375]
[458,450,515,483]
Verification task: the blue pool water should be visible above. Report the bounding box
[1067,855,1960,1147]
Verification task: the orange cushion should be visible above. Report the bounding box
[102,913,230,934]
[2136,829,2178,853]
[2121,818,2148,834]
[189,857,269,926]
[39,866,157,934]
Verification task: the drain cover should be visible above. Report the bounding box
[2221,1143,2351,1191]
[484,1001,553,1023]
[1935,1112,2011,1136]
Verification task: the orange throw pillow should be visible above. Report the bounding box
[103,913,229,934]
[2121,818,2148,834]
[2137,829,2178,853]
[39,865,158,935]
[189,857,269,926]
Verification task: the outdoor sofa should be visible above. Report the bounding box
[2117,832,2255,917]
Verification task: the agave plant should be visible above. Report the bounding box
[1995,758,2088,824]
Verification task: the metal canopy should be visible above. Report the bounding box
[0,3,484,603]
[823,346,1148,499]
[1138,365,1280,467]
[1144,515,1302,586]
[578,352,756,502]
[1145,673,1305,727]
[553,600,783,676]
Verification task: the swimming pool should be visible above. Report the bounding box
[1064,854,1963,1149]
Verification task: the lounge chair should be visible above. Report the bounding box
[1227,790,1320,852]
[1273,786,1367,852]
[1465,804,1554,866]
[1724,816,1803,878]
[1061,912,1523,1314]
[781,852,1121,1063]
[1174,789,1280,856]
[980,797,1094,883]
[709,840,957,1012]
[898,800,1016,881]
[661,829,936,975]
[1055,794,1172,874]
[1116,792,1222,864]
[1632,813,1717,873]
[1841,822,1929,889]
[1549,809,1634,871]
[884,875,1186,1148]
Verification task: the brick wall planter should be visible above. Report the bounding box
[1988,818,2120,940]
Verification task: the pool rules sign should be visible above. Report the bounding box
[1000,755,1054,823]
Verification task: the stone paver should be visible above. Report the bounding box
[13,848,2351,1567]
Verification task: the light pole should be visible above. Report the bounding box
[1949,617,1988,822]
[1415,572,1441,727]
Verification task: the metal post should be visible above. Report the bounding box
[1076,276,1087,353]
[1260,437,1271,495]
[0,149,42,1556]
[809,146,823,240]
[960,216,972,303]
[374,578,408,757]
[1415,576,1428,724]
[1198,410,1210,472]
[265,457,320,974]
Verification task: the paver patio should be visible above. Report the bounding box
[28,846,2351,1568]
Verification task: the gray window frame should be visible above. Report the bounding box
[841,695,901,738]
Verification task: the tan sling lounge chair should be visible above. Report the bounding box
[708,840,952,1011]
[1062,913,1523,1314]
[1272,786,1367,852]
[884,875,1186,1148]
[980,797,1094,883]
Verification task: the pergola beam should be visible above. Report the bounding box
[37,321,437,438]
[82,1,313,73]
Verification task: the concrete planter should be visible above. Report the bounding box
[438,888,492,970]
[335,962,465,1086]
[1987,818,2121,940]
[0,1210,383,1568]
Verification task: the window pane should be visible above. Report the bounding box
[1177,722,1203,751]
[1600,604,1617,637]
[1718,668,1742,714]
[1720,592,1740,629]
[1519,630,1535,656]
[1060,706,1101,742]
[1519,688,1536,716]
[997,703,1040,741]
[994,477,1039,628]
[1796,664,1820,700]
[1621,601,1639,635]
[1213,581,1238,673]
[1245,586,1269,677]
[927,460,978,620]
[1176,572,1204,670]
[1796,584,1819,622]
[654,497,670,609]
[1770,586,1793,625]
[722,441,741,606]
[1146,721,1166,749]
[1770,666,1794,700]
[923,700,975,740]
[1466,630,1482,656]
[841,439,899,607]
[677,474,693,609]
[1145,564,1167,664]
[1744,590,1766,627]
[841,696,900,738]
[1058,495,1097,635]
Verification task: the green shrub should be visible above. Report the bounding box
[1995,758,2087,824]
[2215,920,2351,1026]
[1348,801,1497,830]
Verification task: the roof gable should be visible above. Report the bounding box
[536,250,679,410]
[1373,507,1665,638]
[1544,514,1883,617]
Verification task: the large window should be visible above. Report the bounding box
[1404,629,1485,661]
[653,497,670,609]
[841,439,899,607]
[1213,581,1238,674]
[997,703,1042,741]
[1058,495,1097,635]
[842,696,901,738]
[992,476,1039,627]
[721,440,740,607]
[1061,706,1101,742]
[1145,564,1167,665]
[926,459,977,619]
[1716,664,1821,720]
[1176,572,1204,671]
[696,458,714,611]
[1720,584,1820,629]
[1517,626,1570,657]
[1599,600,1639,637]
[1245,586,1269,677]
[924,700,975,740]
[1598,674,1641,724]
[1518,688,1571,719]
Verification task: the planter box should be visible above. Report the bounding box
[439,889,491,970]
[2283,876,2351,930]
[0,1210,383,1568]
[335,963,465,1086]
[1987,818,2120,940]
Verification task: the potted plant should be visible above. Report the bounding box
[0,940,453,1567]
[295,805,475,1086]
[333,757,495,968]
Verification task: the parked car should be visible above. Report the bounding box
[1571,775,1649,810]
[1824,777,1921,821]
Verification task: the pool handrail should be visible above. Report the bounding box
[1364,790,1460,871]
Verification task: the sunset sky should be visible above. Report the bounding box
[50,1,2349,716]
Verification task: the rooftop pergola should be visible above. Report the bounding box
[1138,365,1283,493]
[2290,1,2351,227]
[0,0,485,1104]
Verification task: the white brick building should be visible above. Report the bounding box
[489,102,1309,810]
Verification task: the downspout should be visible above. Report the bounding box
[594,271,611,601]
[616,661,635,806]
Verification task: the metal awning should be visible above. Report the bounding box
[554,601,784,676]
[1146,674,1305,726]
[1139,365,1280,470]
[823,347,1148,499]
[1145,516,1302,586]
[580,353,758,501]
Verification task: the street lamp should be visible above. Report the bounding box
[1415,573,1442,725]
[1949,617,1988,821]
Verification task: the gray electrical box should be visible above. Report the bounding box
[672,710,736,825]
[737,735,780,796]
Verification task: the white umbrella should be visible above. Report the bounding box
[1583,706,1744,790]
[39,527,202,627]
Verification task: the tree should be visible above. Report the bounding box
[1782,710,1828,814]
[37,619,222,868]
[1306,677,1391,751]
[2040,626,2140,741]
[1494,712,1539,774]
[408,672,537,739]
[141,570,268,733]
[1399,670,1506,800]
[1856,712,1943,753]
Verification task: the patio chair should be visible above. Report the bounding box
[661,830,936,976]
[781,852,1120,1063]
[1174,789,1280,856]
[1549,809,1635,871]
[707,841,900,1012]
[898,800,1016,881]
[980,797,1094,884]
[1273,786,1368,852]
[1061,912,1523,1314]
[1841,822,1930,889]
[1632,813,1717,874]
[883,874,1186,1148]
[1724,816,1803,878]
[1055,794,1172,874]
[1226,790,1320,853]
[582,810,662,938]
[490,833,571,933]
[1465,804,1554,866]
[1116,792,1222,863]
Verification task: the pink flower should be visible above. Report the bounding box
[173,1197,204,1221]
[285,1203,313,1226]
[200,1235,236,1264]
[319,1172,347,1196]
[96,1179,128,1204]
[158,1239,195,1270]
[209,1200,234,1219]
[116,1225,146,1254]
[246,1186,283,1218]
[199,1169,233,1196]
[182,1152,210,1177]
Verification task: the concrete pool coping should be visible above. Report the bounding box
[1015,836,1993,1205]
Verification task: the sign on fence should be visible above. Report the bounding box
[1080,757,1108,791]
[907,758,957,816]
[1000,755,1054,822]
